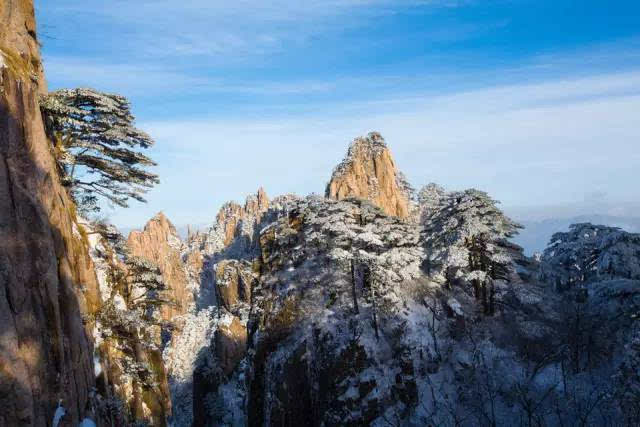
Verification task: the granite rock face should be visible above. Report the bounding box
[128,212,194,319]
[0,2,101,424]
[212,187,269,249]
[215,259,254,313]
[326,132,412,218]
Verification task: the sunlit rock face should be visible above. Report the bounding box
[326,132,412,218]
[128,212,194,319]
[0,1,101,424]
[215,187,270,249]
[163,189,270,426]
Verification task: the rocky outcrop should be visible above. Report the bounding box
[188,187,270,261]
[326,132,411,218]
[159,129,640,426]
[176,187,640,426]
[0,0,46,92]
[215,187,269,248]
[161,190,269,426]
[216,202,245,247]
[0,1,101,424]
[97,325,172,426]
[185,196,428,425]
[214,316,248,377]
[127,212,193,319]
[215,260,254,314]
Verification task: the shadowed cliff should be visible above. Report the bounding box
[0,1,102,424]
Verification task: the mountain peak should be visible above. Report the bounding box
[127,211,190,319]
[326,132,410,218]
[213,187,270,248]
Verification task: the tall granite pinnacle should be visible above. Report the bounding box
[326,132,411,218]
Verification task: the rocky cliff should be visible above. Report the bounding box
[0,1,101,424]
[128,212,194,319]
[326,132,412,218]
[0,3,174,425]
[197,187,270,256]
[87,222,173,426]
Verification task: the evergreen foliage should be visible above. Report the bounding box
[91,223,172,389]
[422,187,523,313]
[40,88,159,212]
[540,223,640,289]
[616,324,640,425]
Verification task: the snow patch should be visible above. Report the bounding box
[52,402,65,427]
[79,418,97,427]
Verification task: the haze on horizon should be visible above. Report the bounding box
[37,0,640,231]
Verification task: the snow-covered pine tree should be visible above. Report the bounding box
[417,182,447,223]
[423,188,523,313]
[95,225,173,333]
[615,323,640,424]
[90,223,172,423]
[40,88,159,213]
[540,223,640,290]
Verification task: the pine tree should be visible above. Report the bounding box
[540,223,640,289]
[40,88,159,213]
[90,223,172,423]
[422,187,523,313]
[615,324,640,424]
[91,222,173,348]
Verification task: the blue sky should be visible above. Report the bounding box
[36,0,640,229]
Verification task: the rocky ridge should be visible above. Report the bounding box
[0,2,182,424]
[193,187,270,257]
[198,140,640,426]
[3,2,638,425]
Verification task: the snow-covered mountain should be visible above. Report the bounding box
[121,133,640,426]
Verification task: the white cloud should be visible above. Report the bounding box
[42,56,342,96]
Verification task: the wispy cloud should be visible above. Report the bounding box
[44,42,640,106]
[39,0,474,62]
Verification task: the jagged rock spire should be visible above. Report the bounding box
[326,132,411,218]
[213,187,269,248]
